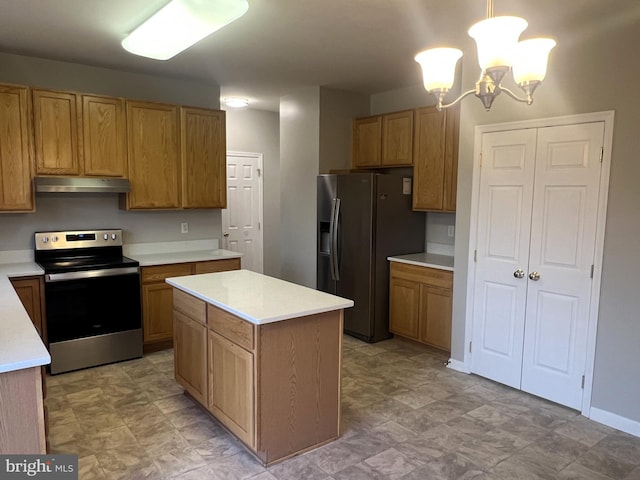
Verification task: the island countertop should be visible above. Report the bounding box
[166,269,354,325]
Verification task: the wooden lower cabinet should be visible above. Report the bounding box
[174,310,208,406]
[389,262,453,351]
[172,289,342,466]
[10,276,46,339]
[142,258,240,352]
[208,330,255,447]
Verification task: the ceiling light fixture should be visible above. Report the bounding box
[223,97,249,108]
[414,0,556,111]
[122,0,249,61]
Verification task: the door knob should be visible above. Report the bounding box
[513,268,525,279]
[223,232,229,238]
[529,271,541,281]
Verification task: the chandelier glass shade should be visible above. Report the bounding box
[415,2,556,111]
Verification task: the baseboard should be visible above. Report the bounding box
[447,358,470,374]
[589,407,640,438]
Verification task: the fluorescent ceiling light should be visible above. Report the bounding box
[122,0,249,60]
[224,97,249,108]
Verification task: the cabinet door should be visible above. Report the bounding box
[181,107,226,208]
[412,106,459,212]
[10,277,44,337]
[389,277,420,339]
[352,116,381,168]
[126,101,180,209]
[0,85,33,212]
[382,110,413,166]
[32,89,80,175]
[420,285,452,351]
[174,310,207,406]
[142,282,175,343]
[82,95,127,177]
[208,330,255,448]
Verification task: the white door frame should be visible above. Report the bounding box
[463,111,614,415]
[225,150,264,272]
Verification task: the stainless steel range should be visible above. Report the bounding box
[35,229,142,374]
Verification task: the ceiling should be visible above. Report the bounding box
[0,0,635,111]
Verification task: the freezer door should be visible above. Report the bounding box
[336,173,375,340]
[317,175,337,294]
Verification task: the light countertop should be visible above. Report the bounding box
[124,239,242,266]
[0,260,50,374]
[388,252,454,271]
[167,270,354,325]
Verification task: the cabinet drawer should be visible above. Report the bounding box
[194,258,240,274]
[390,262,453,289]
[208,304,254,352]
[173,289,206,325]
[142,263,193,283]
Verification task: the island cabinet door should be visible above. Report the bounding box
[174,310,207,406]
[207,330,255,448]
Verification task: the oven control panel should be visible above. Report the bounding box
[35,229,123,250]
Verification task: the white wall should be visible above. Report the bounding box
[0,52,223,250]
[279,88,321,287]
[371,7,640,427]
[225,108,281,277]
[319,89,369,173]
[449,10,640,424]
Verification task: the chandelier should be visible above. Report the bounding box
[414,0,556,111]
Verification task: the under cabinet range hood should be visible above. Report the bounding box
[35,176,131,193]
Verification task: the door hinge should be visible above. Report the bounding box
[474,250,477,262]
[590,264,594,279]
[581,375,585,389]
[469,341,473,353]
[258,222,261,230]
[479,152,483,168]
[599,147,604,163]
[257,168,262,177]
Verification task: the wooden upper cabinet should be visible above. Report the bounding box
[126,100,180,209]
[382,110,413,166]
[82,95,127,177]
[181,107,226,208]
[412,105,459,212]
[0,84,34,212]
[352,115,382,168]
[32,89,80,175]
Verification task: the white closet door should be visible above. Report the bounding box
[521,122,605,409]
[471,129,537,388]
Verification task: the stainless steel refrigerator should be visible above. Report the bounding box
[317,172,425,342]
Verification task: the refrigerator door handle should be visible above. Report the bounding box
[332,197,341,281]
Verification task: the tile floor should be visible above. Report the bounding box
[46,335,640,480]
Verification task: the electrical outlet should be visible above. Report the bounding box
[181,222,189,234]
[447,225,455,237]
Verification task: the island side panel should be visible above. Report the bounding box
[257,309,343,465]
[0,366,46,454]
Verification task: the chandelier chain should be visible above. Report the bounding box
[487,0,494,18]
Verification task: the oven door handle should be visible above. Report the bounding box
[45,266,140,283]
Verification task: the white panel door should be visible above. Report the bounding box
[222,153,263,273]
[521,123,604,409]
[471,129,537,388]
[472,122,605,410]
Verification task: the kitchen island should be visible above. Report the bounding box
[166,270,353,466]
